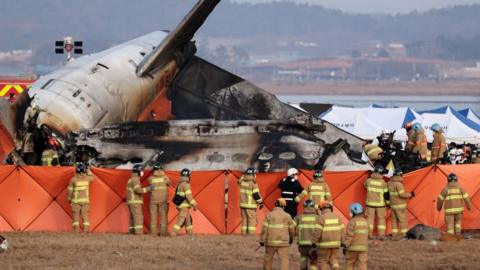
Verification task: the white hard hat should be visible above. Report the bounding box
[287,168,298,176]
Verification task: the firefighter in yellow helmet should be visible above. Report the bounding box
[67,163,93,232]
[314,201,345,270]
[295,170,332,209]
[147,163,172,236]
[239,168,264,235]
[342,203,369,270]
[172,168,197,236]
[364,165,388,240]
[127,164,152,235]
[295,199,321,270]
[388,168,414,240]
[437,173,472,235]
[260,198,296,270]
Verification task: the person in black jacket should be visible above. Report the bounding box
[278,168,304,218]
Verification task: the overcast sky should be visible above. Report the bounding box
[233,0,480,14]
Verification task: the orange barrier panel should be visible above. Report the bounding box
[0,121,14,161]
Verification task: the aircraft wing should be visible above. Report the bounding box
[136,0,221,77]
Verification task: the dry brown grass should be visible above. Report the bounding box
[2,233,480,269]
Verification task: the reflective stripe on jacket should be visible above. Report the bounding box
[388,176,411,210]
[364,173,388,207]
[315,210,345,248]
[295,178,331,206]
[127,175,148,205]
[260,207,296,247]
[239,175,263,209]
[148,170,171,203]
[294,207,321,246]
[437,182,472,214]
[343,216,369,252]
[176,177,197,208]
[67,173,93,204]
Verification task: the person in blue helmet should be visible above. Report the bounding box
[342,203,369,270]
[431,123,447,164]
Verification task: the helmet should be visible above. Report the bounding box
[350,203,364,215]
[76,163,86,174]
[0,235,8,253]
[132,164,143,174]
[404,122,413,129]
[393,168,403,176]
[412,123,422,131]
[318,201,333,211]
[431,123,442,132]
[245,168,256,175]
[275,198,287,207]
[303,199,315,208]
[313,170,323,178]
[373,165,385,174]
[181,168,191,177]
[287,168,298,176]
[152,163,162,171]
[447,173,457,182]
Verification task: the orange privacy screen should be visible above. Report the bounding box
[0,165,480,234]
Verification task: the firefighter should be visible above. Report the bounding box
[342,203,369,270]
[127,164,152,235]
[67,163,93,232]
[412,123,428,161]
[295,199,321,270]
[314,201,345,270]
[295,170,332,209]
[363,144,384,164]
[41,137,60,166]
[364,165,388,240]
[279,168,304,218]
[147,163,172,236]
[172,168,197,236]
[260,198,296,270]
[388,169,414,240]
[431,123,447,164]
[238,168,264,235]
[437,173,472,235]
[404,122,415,152]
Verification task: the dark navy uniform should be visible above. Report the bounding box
[278,176,304,218]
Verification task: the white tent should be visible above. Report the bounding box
[412,106,480,143]
[459,108,480,125]
[320,105,419,140]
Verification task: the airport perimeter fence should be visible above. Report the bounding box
[0,165,479,234]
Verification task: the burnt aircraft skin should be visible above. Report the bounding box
[71,119,341,172]
[1,0,368,170]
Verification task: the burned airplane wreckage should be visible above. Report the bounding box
[0,0,368,172]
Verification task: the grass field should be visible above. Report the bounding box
[2,233,480,269]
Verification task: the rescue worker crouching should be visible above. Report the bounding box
[279,168,304,218]
[314,201,345,270]
[364,165,388,240]
[239,168,264,235]
[127,164,153,235]
[260,198,296,270]
[295,199,321,270]
[147,163,172,236]
[388,169,414,240]
[41,137,60,166]
[295,170,331,210]
[172,168,197,236]
[342,203,369,270]
[431,123,447,164]
[437,173,471,235]
[67,163,93,233]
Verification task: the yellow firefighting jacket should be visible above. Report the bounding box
[364,144,383,161]
[432,132,447,162]
[343,215,369,252]
[295,177,332,206]
[148,170,171,203]
[238,175,263,209]
[127,175,148,205]
[67,173,93,204]
[294,207,322,246]
[387,176,412,210]
[176,176,197,209]
[413,130,428,159]
[260,207,296,247]
[41,149,60,166]
[315,210,345,249]
[437,182,472,214]
[364,173,388,207]
[405,129,415,152]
